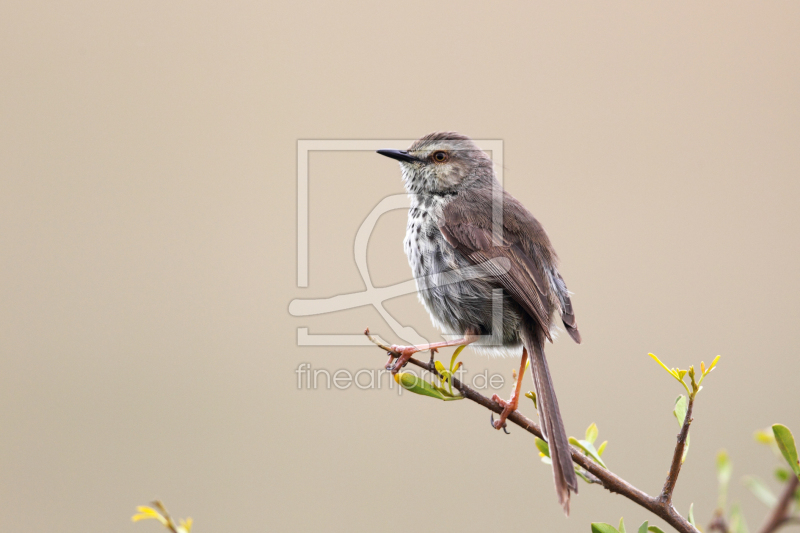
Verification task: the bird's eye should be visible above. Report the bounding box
[432,151,448,163]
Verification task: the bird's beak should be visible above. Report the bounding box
[377,149,421,163]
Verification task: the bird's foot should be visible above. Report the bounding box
[386,345,419,374]
[490,393,519,433]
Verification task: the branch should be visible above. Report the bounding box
[366,333,700,533]
[659,395,694,504]
[758,475,799,533]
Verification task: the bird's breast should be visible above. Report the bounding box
[404,207,449,282]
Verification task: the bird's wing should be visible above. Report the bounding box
[554,271,581,343]
[438,203,554,341]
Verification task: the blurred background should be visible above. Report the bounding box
[1,1,799,531]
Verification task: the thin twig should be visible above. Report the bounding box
[758,475,799,533]
[366,334,700,533]
[659,395,694,504]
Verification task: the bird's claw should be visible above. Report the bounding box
[385,345,420,374]
[490,413,510,434]
[490,394,517,434]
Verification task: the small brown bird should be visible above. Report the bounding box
[378,132,581,514]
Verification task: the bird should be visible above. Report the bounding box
[377,132,581,514]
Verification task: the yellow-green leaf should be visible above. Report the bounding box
[717,449,732,486]
[716,449,732,510]
[591,523,620,533]
[569,437,607,468]
[450,345,466,371]
[773,424,800,479]
[132,507,168,526]
[535,437,550,458]
[598,440,608,457]
[586,423,599,445]
[698,355,721,386]
[649,353,677,379]
[525,390,537,410]
[395,373,460,401]
[649,353,691,394]
[754,429,776,445]
[637,521,649,533]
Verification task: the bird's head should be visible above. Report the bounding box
[378,132,493,195]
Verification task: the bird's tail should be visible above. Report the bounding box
[522,319,578,515]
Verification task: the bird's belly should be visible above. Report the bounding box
[404,216,523,355]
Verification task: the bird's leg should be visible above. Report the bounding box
[491,348,529,430]
[388,332,478,374]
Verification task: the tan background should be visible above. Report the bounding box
[1,1,799,532]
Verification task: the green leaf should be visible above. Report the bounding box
[591,523,619,533]
[775,468,790,482]
[688,503,695,526]
[569,437,608,468]
[729,503,750,533]
[772,424,800,479]
[637,521,648,533]
[395,373,462,401]
[598,440,608,457]
[618,517,626,533]
[647,527,666,533]
[535,437,550,458]
[673,396,690,462]
[743,476,777,507]
[673,395,688,424]
[586,422,599,445]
